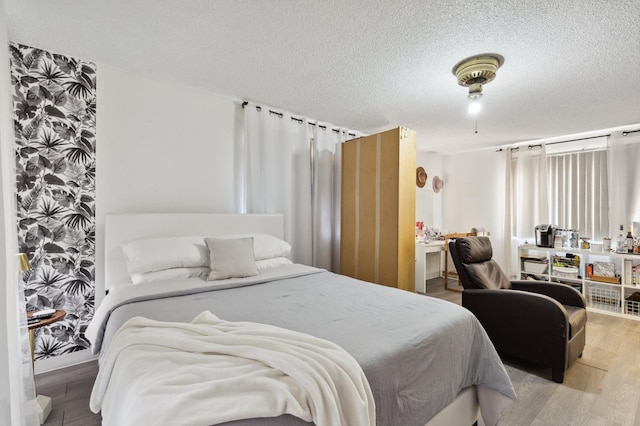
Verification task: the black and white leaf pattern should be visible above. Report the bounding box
[44,105,66,119]
[43,174,66,186]
[11,42,96,359]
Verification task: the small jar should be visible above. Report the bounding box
[580,237,590,250]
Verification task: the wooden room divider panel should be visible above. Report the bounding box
[340,127,416,292]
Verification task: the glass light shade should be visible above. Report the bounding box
[468,99,482,115]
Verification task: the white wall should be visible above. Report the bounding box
[415,151,443,230]
[95,65,239,299]
[441,149,507,266]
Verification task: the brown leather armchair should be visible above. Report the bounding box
[449,236,586,383]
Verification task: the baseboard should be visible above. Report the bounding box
[34,349,97,374]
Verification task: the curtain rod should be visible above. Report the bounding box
[241,101,357,137]
[496,133,612,152]
[622,128,640,136]
[546,133,611,146]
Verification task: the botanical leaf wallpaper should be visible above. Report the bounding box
[10,42,97,359]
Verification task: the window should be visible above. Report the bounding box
[547,149,609,240]
[508,137,609,242]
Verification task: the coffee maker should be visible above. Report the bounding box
[535,224,555,248]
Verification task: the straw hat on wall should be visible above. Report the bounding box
[432,176,444,193]
[416,167,427,188]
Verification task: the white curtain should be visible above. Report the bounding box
[608,131,640,238]
[238,102,361,271]
[0,2,39,423]
[505,145,549,277]
[502,148,515,278]
[310,124,358,271]
[506,137,615,276]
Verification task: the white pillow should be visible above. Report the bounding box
[121,236,209,275]
[255,257,294,272]
[205,237,259,280]
[215,234,291,260]
[130,267,210,284]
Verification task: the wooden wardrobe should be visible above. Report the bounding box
[340,126,416,292]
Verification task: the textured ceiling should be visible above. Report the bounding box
[5,0,640,152]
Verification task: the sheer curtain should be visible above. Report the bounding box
[608,131,640,238]
[0,3,39,423]
[505,145,549,277]
[238,102,361,270]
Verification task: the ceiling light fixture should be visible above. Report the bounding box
[452,53,504,115]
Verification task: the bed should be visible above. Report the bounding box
[86,213,515,426]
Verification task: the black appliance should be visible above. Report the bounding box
[535,224,554,248]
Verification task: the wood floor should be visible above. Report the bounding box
[35,359,100,426]
[426,277,640,426]
[36,277,640,426]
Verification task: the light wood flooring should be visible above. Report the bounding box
[36,277,640,426]
[427,277,640,426]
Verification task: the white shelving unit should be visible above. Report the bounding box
[518,244,640,321]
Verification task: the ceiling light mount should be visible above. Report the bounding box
[468,83,483,101]
[452,53,503,115]
[452,53,504,90]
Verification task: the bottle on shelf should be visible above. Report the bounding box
[569,230,579,249]
[617,224,627,253]
[626,226,634,254]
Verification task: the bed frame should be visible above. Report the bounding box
[103,212,480,425]
[425,386,479,426]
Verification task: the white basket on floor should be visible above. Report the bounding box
[625,299,640,316]
[588,283,621,312]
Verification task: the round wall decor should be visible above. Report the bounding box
[416,167,428,188]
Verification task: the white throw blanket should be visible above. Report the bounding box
[90,311,375,426]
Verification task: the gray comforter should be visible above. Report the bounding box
[88,267,515,426]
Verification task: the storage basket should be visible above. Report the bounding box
[552,265,579,279]
[588,283,621,312]
[523,260,548,274]
[553,254,580,268]
[626,300,640,317]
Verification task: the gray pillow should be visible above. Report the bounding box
[204,237,259,280]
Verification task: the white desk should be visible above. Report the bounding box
[415,241,445,293]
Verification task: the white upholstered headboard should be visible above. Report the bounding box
[105,213,284,290]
